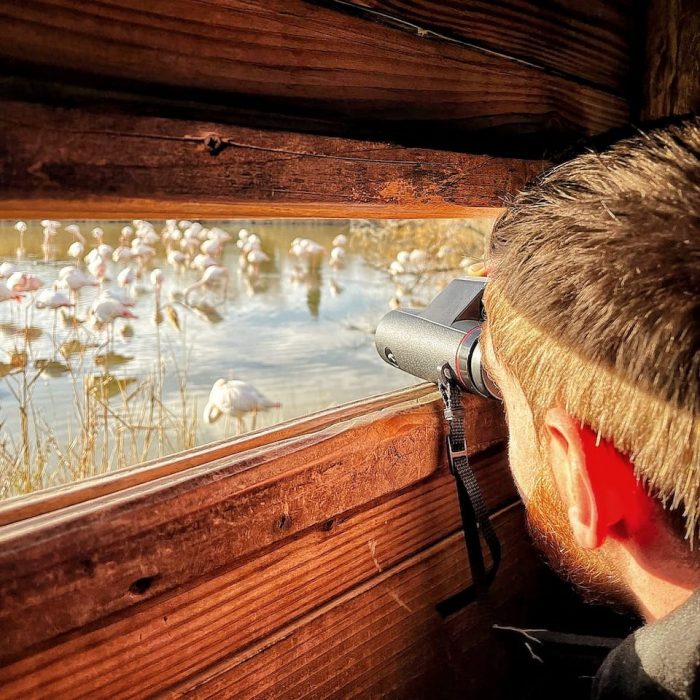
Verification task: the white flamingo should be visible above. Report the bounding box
[67,240,85,264]
[184,265,229,304]
[14,221,27,259]
[7,272,43,294]
[329,246,346,269]
[203,378,281,434]
[36,285,74,348]
[58,266,99,302]
[192,253,218,271]
[200,238,223,257]
[90,298,137,348]
[117,266,135,293]
[246,248,270,274]
[0,282,24,303]
[0,262,16,280]
[87,254,107,285]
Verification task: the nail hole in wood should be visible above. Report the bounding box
[276,513,292,530]
[129,575,159,596]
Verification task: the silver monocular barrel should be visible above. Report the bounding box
[375,309,495,398]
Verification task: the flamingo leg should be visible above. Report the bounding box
[251,410,257,431]
[236,417,244,435]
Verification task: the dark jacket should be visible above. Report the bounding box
[592,590,700,699]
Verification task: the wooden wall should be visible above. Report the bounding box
[0,388,550,698]
[0,0,642,218]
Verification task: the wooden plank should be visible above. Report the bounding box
[0,384,437,527]
[0,1,628,154]
[331,0,637,94]
[0,99,542,219]
[0,452,516,698]
[642,0,700,119]
[167,503,538,699]
[0,392,506,660]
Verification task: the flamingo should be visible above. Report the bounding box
[87,254,108,286]
[58,266,99,301]
[409,248,428,271]
[14,221,27,259]
[7,272,43,294]
[112,244,134,263]
[329,246,346,269]
[203,378,280,434]
[90,297,137,348]
[99,288,137,308]
[200,238,223,257]
[0,262,16,280]
[36,285,74,348]
[0,282,24,303]
[35,286,73,310]
[120,225,135,242]
[192,253,218,271]
[389,260,406,277]
[396,250,410,265]
[246,248,270,274]
[208,227,232,243]
[167,249,187,272]
[332,233,348,248]
[7,272,44,329]
[91,226,105,245]
[184,265,229,304]
[64,224,85,243]
[41,224,58,262]
[117,266,135,290]
[67,240,85,264]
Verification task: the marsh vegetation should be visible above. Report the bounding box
[0,218,491,500]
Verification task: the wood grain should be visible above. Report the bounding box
[0,384,437,527]
[0,391,506,660]
[642,0,700,120]
[169,503,537,699]
[0,99,543,219]
[0,453,516,698]
[0,0,628,154]
[330,0,637,94]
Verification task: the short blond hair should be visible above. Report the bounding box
[484,117,700,542]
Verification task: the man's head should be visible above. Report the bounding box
[481,117,700,616]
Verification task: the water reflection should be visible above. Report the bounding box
[0,218,491,499]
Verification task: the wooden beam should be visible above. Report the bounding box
[0,0,628,155]
[0,384,437,527]
[0,100,542,219]
[0,455,517,697]
[328,0,637,95]
[0,390,507,660]
[642,0,700,120]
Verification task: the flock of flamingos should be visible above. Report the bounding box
[0,219,356,434]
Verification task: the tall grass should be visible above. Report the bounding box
[0,315,198,499]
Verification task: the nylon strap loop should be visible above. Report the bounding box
[436,364,502,617]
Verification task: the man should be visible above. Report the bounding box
[478,116,699,699]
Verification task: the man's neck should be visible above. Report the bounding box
[613,536,700,622]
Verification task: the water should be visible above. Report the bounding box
[0,218,490,497]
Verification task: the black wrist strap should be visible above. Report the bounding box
[436,364,501,617]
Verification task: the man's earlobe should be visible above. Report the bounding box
[544,408,603,549]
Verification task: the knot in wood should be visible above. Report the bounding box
[202,133,227,157]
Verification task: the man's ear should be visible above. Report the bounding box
[543,408,655,550]
[544,408,603,549]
